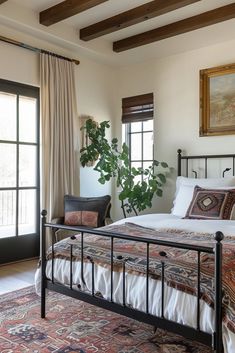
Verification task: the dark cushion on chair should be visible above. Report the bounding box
[64,195,111,227]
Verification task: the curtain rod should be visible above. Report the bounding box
[0,35,80,65]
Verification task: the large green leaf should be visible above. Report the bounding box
[158,173,167,183]
[161,162,168,168]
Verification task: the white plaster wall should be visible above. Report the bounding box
[0,29,115,204]
[77,57,116,198]
[0,40,39,86]
[113,38,235,220]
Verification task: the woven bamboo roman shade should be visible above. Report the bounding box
[122,93,153,123]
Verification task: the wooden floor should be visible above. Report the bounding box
[0,259,38,295]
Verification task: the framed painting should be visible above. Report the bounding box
[200,63,235,136]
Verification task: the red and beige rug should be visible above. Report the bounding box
[0,286,212,352]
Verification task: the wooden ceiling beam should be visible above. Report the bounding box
[80,0,201,41]
[113,3,235,52]
[40,0,108,26]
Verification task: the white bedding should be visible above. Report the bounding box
[35,213,235,353]
[115,213,235,234]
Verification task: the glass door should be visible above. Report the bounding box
[0,79,40,264]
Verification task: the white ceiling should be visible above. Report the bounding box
[1,0,235,66]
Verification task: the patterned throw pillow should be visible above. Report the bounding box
[64,211,98,228]
[64,195,111,227]
[184,186,235,220]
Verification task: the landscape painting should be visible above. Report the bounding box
[210,73,235,127]
[200,63,235,136]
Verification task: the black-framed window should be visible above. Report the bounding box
[0,79,40,239]
[122,93,154,182]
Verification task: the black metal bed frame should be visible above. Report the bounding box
[177,148,235,178]
[40,150,235,353]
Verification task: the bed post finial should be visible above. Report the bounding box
[177,149,182,176]
[214,231,223,353]
[41,209,47,217]
[215,231,224,242]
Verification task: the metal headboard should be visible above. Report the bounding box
[177,149,235,178]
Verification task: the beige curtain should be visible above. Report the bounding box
[40,53,78,222]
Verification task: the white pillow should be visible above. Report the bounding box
[172,176,235,217]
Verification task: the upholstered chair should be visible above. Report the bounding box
[51,195,112,242]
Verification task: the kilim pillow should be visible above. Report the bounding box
[64,210,98,228]
[64,195,111,227]
[184,186,235,220]
[172,176,235,217]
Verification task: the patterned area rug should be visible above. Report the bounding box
[0,286,213,352]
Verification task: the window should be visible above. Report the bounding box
[122,93,154,181]
[0,79,40,240]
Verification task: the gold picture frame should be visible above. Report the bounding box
[200,63,235,136]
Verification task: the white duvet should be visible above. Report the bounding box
[35,214,235,353]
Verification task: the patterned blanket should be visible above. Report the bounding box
[47,222,235,333]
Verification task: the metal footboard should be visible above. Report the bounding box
[40,209,223,353]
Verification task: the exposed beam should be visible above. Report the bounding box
[113,3,235,52]
[40,0,108,26]
[80,0,201,41]
[0,1,8,4]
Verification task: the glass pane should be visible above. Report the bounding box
[19,145,37,187]
[18,189,36,235]
[131,122,142,132]
[0,92,16,141]
[143,132,153,160]
[143,119,153,131]
[131,133,142,161]
[143,161,153,170]
[0,144,16,187]
[0,190,16,238]
[19,96,37,143]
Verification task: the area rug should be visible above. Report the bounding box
[0,286,212,353]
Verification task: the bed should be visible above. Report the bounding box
[36,149,235,353]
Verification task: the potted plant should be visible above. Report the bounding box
[80,119,169,218]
